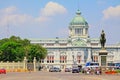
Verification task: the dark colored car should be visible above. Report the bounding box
[49,67,61,72]
[65,68,71,72]
[72,67,79,73]
[0,69,6,74]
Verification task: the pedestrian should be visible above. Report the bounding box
[28,66,31,73]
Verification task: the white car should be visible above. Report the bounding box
[49,67,61,72]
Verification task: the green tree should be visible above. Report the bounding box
[0,36,47,62]
[28,44,47,62]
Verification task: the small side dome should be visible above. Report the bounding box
[70,10,88,25]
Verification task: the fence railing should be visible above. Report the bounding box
[0,57,37,72]
[0,61,25,69]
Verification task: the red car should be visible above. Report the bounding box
[0,69,6,74]
[65,68,71,72]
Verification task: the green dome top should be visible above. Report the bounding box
[70,10,88,25]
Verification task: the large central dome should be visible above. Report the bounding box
[69,9,89,38]
[70,10,88,25]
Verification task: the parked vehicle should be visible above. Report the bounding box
[49,67,61,72]
[72,67,79,73]
[85,62,99,67]
[65,68,71,72]
[0,69,6,74]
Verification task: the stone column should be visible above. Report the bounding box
[23,57,27,70]
[81,51,85,65]
[87,49,92,62]
[33,57,36,72]
[56,51,60,64]
[83,28,85,35]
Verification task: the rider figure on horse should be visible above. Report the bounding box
[100,30,106,49]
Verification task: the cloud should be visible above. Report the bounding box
[0,6,17,14]
[0,6,33,26]
[36,1,67,22]
[101,5,120,44]
[103,5,120,19]
[40,1,67,16]
[0,14,33,26]
[0,2,67,26]
[0,2,68,39]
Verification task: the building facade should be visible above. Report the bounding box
[30,10,120,69]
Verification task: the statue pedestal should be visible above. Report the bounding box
[99,49,108,67]
[99,49,108,74]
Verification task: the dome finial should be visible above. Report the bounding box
[76,9,81,15]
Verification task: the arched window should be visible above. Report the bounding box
[47,55,54,63]
[60,52,67,63]
[47,52,54,63]
[93,56,98,62]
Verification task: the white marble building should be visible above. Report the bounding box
[30,10,120,69]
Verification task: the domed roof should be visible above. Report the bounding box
[70,10,88,25]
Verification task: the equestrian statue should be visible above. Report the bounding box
[100,30,106,49]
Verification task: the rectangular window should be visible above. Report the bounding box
[75,28,83,35]
[47,44,54,46]
[91,43,98,46]
[60,44,67,46]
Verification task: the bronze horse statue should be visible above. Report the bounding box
[100,30,106,49]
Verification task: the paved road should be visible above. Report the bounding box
[0,71,120,80]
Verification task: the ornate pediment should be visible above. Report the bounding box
[72,38,87,47]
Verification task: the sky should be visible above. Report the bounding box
[0,0,120,44]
